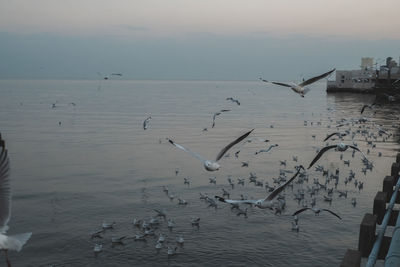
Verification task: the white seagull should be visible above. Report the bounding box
[260,68,335,97]
[143,116,151,130]
[307,142,366,169]
[215,166,304,209]
[0,135,32,267]
[167,129,254,171]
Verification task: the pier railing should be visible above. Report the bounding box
[341,153,400,267]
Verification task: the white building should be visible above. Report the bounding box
[327,57,400,93]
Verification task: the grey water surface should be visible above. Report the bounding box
[0,79,399,266]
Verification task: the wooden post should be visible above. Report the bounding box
[373,192,387,224]
[389,210,399,226]
[340,249,361,267]
[359,213,377,257]
[396,153,400,164]
[391,163,400,182]
[383,176,395,202]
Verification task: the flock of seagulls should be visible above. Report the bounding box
[8,68,399,265]
[129,69,397,260]
[132,70,398,261]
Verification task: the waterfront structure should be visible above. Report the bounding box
[327,57,400,93]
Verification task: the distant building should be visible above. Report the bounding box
[327,57,400,93]
[361,57,374,69]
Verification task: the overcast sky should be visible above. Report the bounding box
[1,0,399,80]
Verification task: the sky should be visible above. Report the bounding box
[0,0,400,80]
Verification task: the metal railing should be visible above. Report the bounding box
[366,176,400,267]
[385,177,400,266]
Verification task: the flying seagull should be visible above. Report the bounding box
[255,144,278,155]
[259,68,335,97]
[215,165,304,209]
[212,109,230,128]
[97,72,123,80]
[307,142,366,169]
[361,103,380,114]
[292,207,342,220]
[167,129,254,171]
[323,132,347,142]
[0,134,32,267]
[226,97,240,105]
[143,116,151,130]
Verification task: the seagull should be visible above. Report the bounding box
[102,221,115,229]
[291,221,299,232]
[323,132,347,142]
[226,97,240,105]
[143,116,151,130]
[191,217,200,228]
[292,207,342,220]
[361,103,380,114]
[111,236,126,244]
[154,209,166,220]
[168,246,178,256]
[255,144,278,155]
[167,219,175,230]
[93,243,103,253]
[167,129,254,171]
[155,242,162,250]
[215,166,304,209]
[157,233,166,243]
[97,72,122,80]
[0,136,32,267]
[307,142,366,169]
[260,69,335,97]
[91,229,105,239]
[176,236,184,245]
[212,109,230,128]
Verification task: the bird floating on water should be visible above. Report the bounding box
[167,129,254,171]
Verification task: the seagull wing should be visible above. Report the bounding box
[167,139,207,163]
[298,68,335,87]
[360,105,369,114]
[271,82,293,88]
[307,145,338,169]
[322,209,342,220]
[265,165,304,201]
[215,129,254,161]
[323,132,340,142]
[259,78,292,88]
[348,145,367,159]
[215,196,258,205]
[0,136,11,232]
[292,207,311,216]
